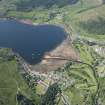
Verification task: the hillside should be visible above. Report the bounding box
[0,48,40,105]
[0,0,78,12]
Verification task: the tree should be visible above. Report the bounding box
[41,83,61,105]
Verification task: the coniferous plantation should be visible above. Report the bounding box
[0,0,105,105]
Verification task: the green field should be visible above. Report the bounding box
[0,48,39,105]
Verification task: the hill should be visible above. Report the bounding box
[0,0,78,12]
[0,48,39,105]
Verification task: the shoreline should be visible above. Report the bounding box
[0,18,78,74]
[0,35,78,74]
[0,17,72,42]
[0,17,68,32]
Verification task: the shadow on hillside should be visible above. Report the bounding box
[15,0,79,11]
[79,17,105,35]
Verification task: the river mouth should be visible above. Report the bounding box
[0,20,68,64]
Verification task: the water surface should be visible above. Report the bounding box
[0,20,67,64]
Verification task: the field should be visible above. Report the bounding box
[0,48,39,105]
[52,60,98,105]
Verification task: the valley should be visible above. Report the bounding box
[0,0,105,105]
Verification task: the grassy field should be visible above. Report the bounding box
[0,48,38,105]
[73,40,103,65]
[53,60,98,105]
